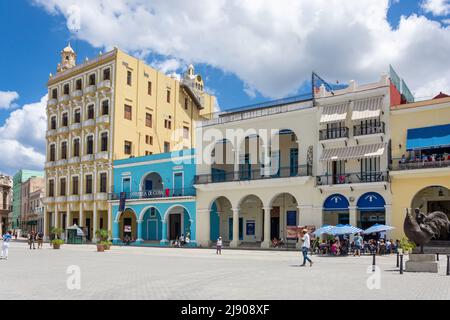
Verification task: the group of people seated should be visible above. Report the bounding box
[400,152,450,164]
[123,234,135,245]
[271,237,285,248]
[171,234,190,247]
[315,236,400,256]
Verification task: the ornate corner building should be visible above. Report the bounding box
[44,44,216,241]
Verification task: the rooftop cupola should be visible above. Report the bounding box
[57,42,77,73]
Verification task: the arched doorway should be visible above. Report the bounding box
[357,192,386,230]
[323,194,349,226]
[119,208,137,241]
[411,186,450,240]
[269,193,298,241]
[141,172,164,197]
[238,195,264,244]
[239,135,265,180]
[165,205,192,241]
[210,196,233,242]
[140,207,163,241]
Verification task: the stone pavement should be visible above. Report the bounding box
[1,242,449,300]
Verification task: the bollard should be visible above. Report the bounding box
[372,253,376,272]
[447,255,450,276]
[396,252,399,268]
[400,254,404,274]
[437,253,440,261]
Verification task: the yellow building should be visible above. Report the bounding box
[390,95,450,240]
[44,44,216,241]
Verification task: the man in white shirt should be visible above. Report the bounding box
[300,229,313,267]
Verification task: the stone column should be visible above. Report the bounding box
[107,203,112,235]
[230,207,240,248]
[137,220,143,244]
[92,203,98,243]
[261,207,271,248]
[43,207,48,240]
[384,204,392,238]
[161,221,168,245]
[66,203,71,228]
[349,206,357,227]
[196,209,211,247]
[112,220,120,244]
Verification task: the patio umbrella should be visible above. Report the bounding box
[313,225,334,237]
[328,224,364,236]
[363,224,395,235]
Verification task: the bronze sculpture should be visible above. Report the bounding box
[404,208,450,253]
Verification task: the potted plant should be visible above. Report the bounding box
[95,229,112,252]
[50,227,64,249]
[400,237,416,254]
[52,239,64,249]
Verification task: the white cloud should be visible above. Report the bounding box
[0,95,47,175]
[151,58,182,74]
[33,0,450,99]
[421,0,450,16]
[0,91,19,109]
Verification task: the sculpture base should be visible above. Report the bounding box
[405,254,439,273]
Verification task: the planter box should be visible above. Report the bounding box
[97,244,105,252]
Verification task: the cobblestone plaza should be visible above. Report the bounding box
[1,242,449,300]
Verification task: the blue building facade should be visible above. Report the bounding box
[110,149,197,246]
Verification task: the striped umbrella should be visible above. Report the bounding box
[328,224,364,235]
[313,225,334,237]
[363,224,395,235]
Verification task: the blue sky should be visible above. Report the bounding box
[0,0,449,175]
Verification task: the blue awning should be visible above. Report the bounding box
[323,194,349,211]
[357,192,386,212]
[406,124,450,151]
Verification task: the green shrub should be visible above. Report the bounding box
[52,239,64,246]
[399,237,416,252]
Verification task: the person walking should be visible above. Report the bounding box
[37,231,44,249]
[300,229,313,267]
[353,233,363,257]
[28,231,36,250]
[216,237,223,255]
[1,230,13,260]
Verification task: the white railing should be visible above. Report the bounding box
[55,159,68,166]
[68,157,80,164]
[83,119,95,127]
[69,123,82,131]
[48,99,58,107]
[96,115,110,124]
[46,130,57,138]
[98,80,112,90]
[58,94,70,104]
[45,162,55,168]
[95,152,109,160]
[81,194,94,201]
[67,195,80,202]
[55,196,67,203]
[81,154,94,162]
[95,193,108,201]
[71,90,83,100]
[57,127,69,134]
[84,85,97,95]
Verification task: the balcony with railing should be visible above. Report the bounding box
[354,122,385,136]
[68,157,80,164]
[96,115,110,125]
[46,129,57,138]
[95,152,109,161]
[57,126,69,134]
[195,165,312,185]
[390,157,450,171]
[316,171,389,186]
[71,90,83,100]
[58,94,70,104]
[97,80,112,91]
[319,127,349,141]
[85,85,97,96]
[81,154,94,162]
[45,161,55,169]
[70,122,82,131]
[83,119,95,127]
[55,159,68,166]
[47,98,58,107]
[108,188,197,201]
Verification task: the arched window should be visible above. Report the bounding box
[101,132,108,152]
[86,136,94,155]
[73,138,80,157]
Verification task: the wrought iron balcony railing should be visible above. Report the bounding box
[319,127,349,140]
[316,171,388,185]
[353,122,385,136]
[195,165,312,184]
[390,158,450,171]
